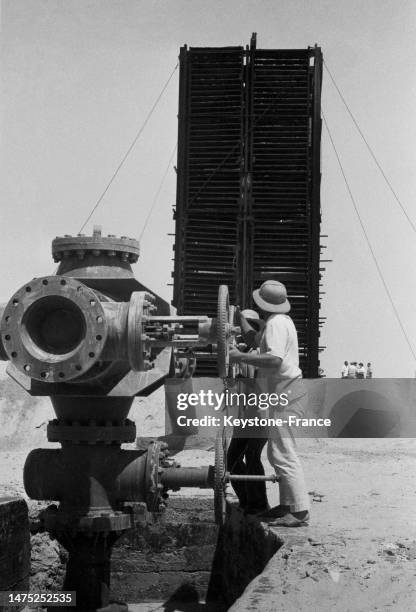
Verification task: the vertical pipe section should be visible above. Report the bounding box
[60,533,125,612]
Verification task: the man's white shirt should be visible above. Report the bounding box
[258,314,302,381]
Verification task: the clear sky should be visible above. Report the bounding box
[1,0,416,377]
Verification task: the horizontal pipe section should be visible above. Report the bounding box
[24,447,149,508]
[160,465,214,489]
[226,473,278,483]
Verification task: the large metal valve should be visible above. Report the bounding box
[0,229,243,611]
[0,279,237,383]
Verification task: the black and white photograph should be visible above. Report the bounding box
[1,1,416,611]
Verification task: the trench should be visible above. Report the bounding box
[1,496,282,611]
[111,497,282,611]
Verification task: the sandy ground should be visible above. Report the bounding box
[0,374,415,610]
[260,437,416,611]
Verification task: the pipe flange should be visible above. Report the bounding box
[47,419,136,444]
[127,292,145,371]
[0,276,108,383]
[127,291,155,371]
[52,234,140,263]
[44,507,132,533]
[145,441,168,512]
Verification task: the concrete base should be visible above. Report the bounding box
[111,498,220,606]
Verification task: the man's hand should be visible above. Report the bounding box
[229,348,243,363]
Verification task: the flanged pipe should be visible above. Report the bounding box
[0,276,109,382]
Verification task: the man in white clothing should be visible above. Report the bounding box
[347,362,357,378]
[356,363,366,379]
[229,279,310,526]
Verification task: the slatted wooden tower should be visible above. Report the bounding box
[172,35,323,377]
